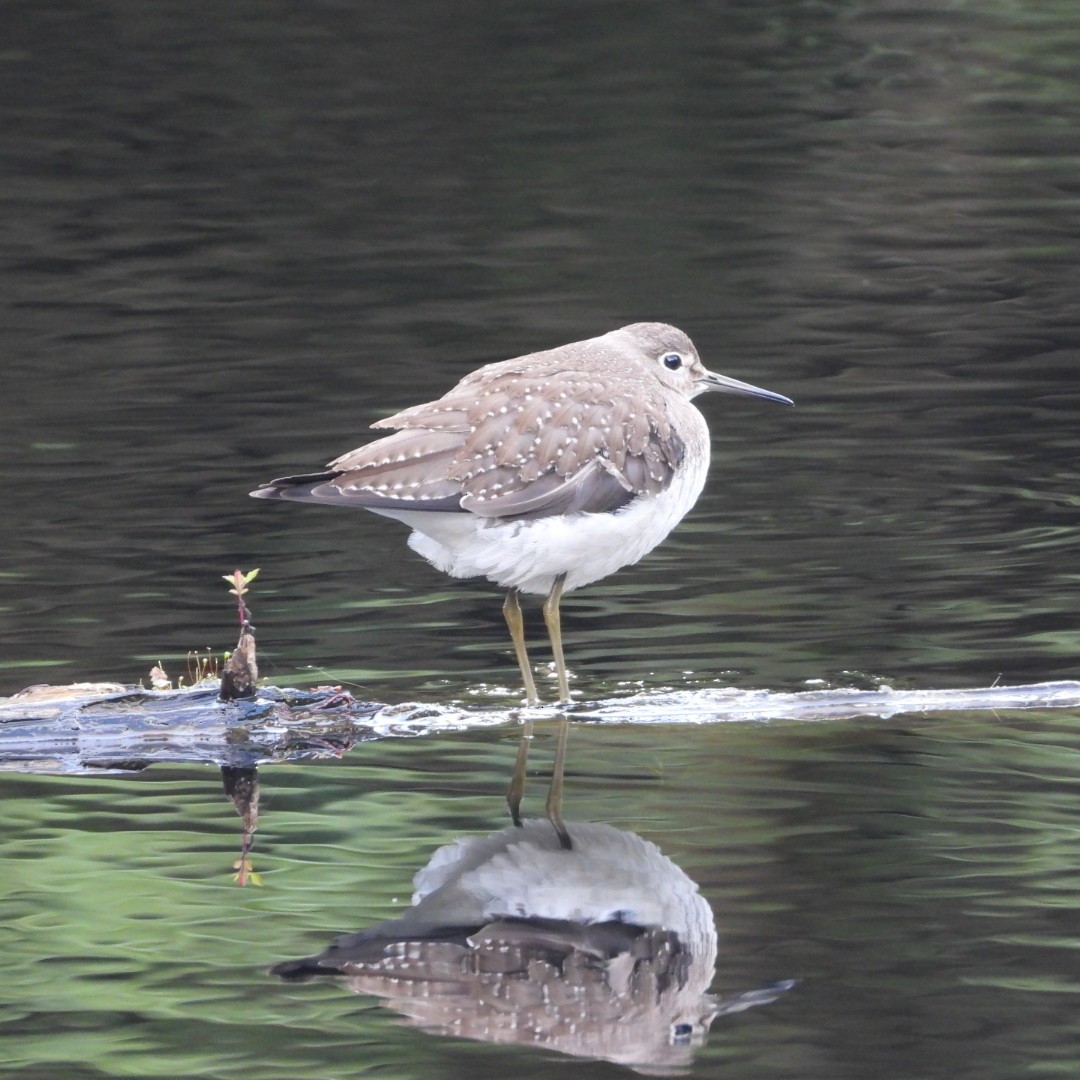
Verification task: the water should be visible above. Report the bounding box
[3,1,1080,1076]
[4,714,1080,1078]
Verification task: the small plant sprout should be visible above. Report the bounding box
[185,648,221,686]
[223,568,259,626]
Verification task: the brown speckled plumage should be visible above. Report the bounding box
[252,322,792,704]
[262,323,698,520]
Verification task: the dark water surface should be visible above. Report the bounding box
[2,2,1080,1077]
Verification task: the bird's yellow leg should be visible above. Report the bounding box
[504,588,537,827]
[503,588,539,706]
[542,573,570,705]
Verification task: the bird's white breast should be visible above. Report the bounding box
[405,820,715,945]
[375,403,711,595]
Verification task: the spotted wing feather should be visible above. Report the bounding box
[447,372,685,519]
[251,428,464,509]
[255,369,685,519]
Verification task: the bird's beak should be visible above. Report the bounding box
[698,369,794,407]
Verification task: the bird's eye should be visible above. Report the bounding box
[662,353,683,370]
[672,1022,694,1042]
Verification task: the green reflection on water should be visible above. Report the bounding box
[2,711,1080,1077]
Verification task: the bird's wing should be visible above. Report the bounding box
[250,427,466,509]
[444,371,686,519]
[254,371,686,519]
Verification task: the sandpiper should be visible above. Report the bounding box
[251,323,792,703]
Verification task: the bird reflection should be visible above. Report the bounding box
[273,794,792,1071]
[507,712,572,847]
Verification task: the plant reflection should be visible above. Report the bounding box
[221,765,260,885]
